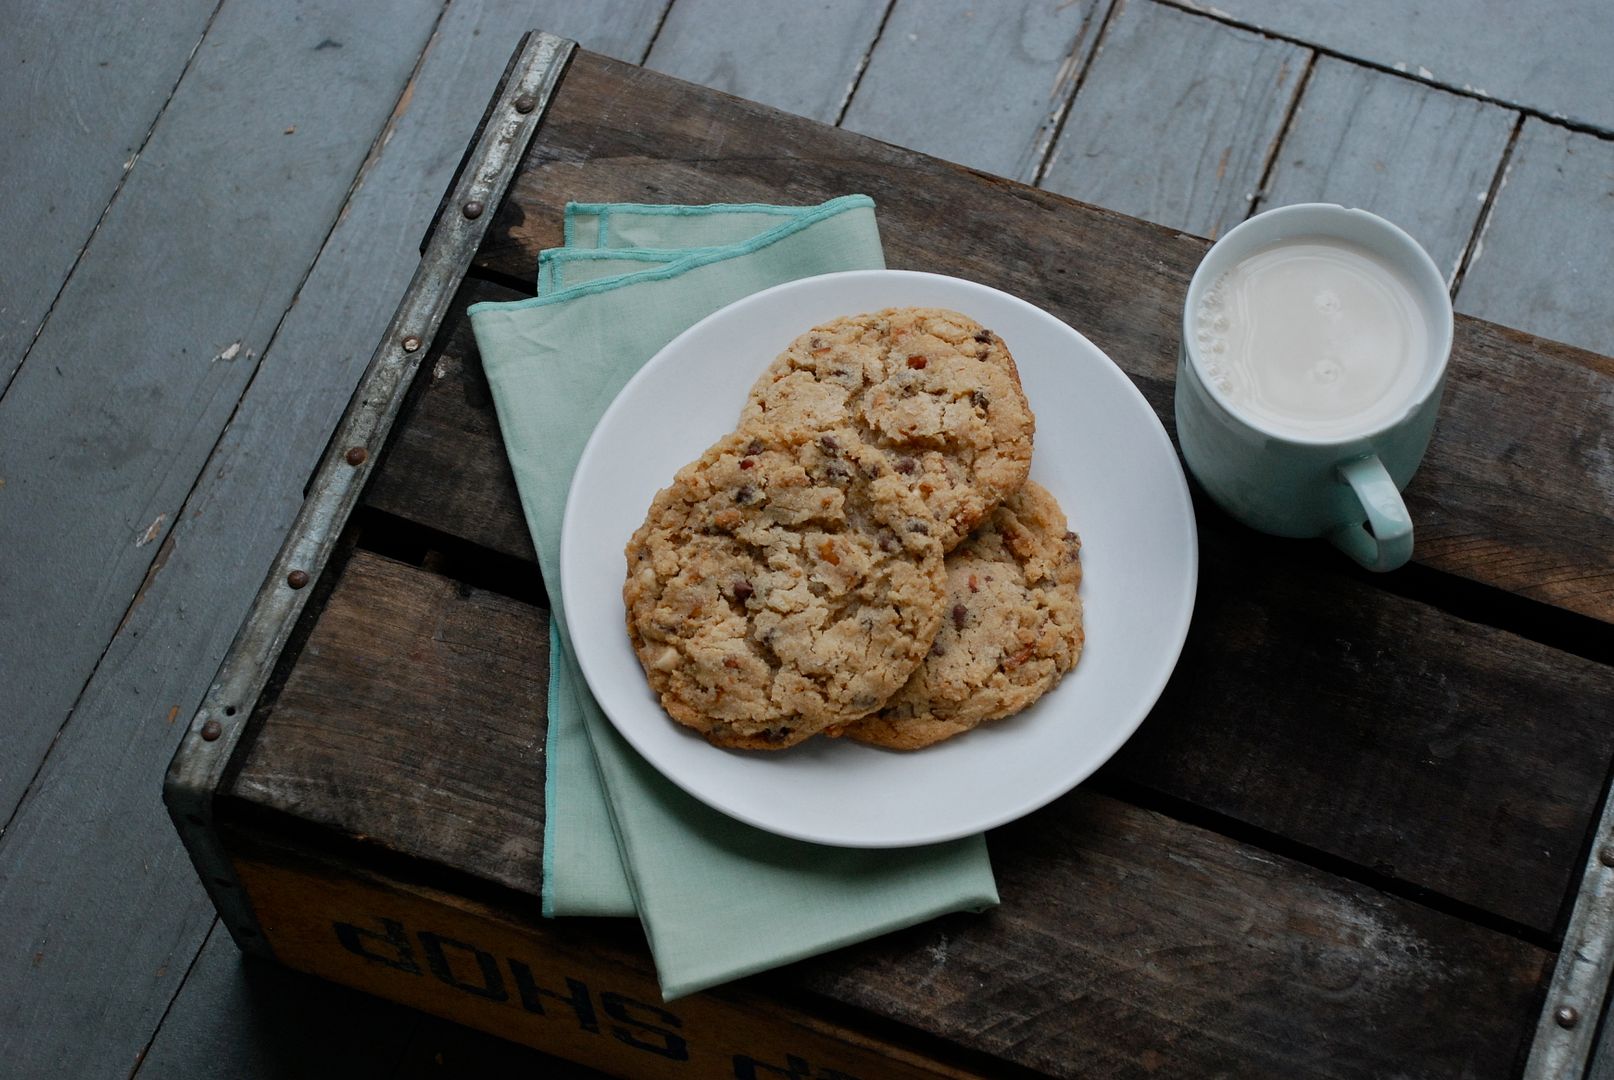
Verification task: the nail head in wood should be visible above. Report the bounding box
[513,93,537,114]
[286,569,310,589]
[200,719,222,742]
[345,446,368,466]
[462,200,484,220]
[402,335,422,353]
[1555,1005,1580,1028]
[1599,846,1614,868]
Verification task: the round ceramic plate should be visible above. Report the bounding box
[560,270,1197,847]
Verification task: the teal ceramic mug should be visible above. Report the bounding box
[1174,204,1453,572]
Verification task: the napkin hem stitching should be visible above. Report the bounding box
[470,195,874,315]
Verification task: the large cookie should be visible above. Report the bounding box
[624,426,948,750]
[740,307,1034,551]
[837,482,1083,750]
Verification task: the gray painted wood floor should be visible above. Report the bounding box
[2,1,1610,1076]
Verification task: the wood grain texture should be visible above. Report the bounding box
[474,51,1614,623]
[645,0,886,123]
[1173,0,1614,135]
[0,0,217,387]
[1457,119,1614,357]
[228,554,1551,1078]
[366,285,536,564]
[795,794,1547,1079]
[1101,520,1614,932]
[235,550,551,898]
[840,0,1106,181]
[0,0,445,824]
[0,8,576,1078]
[1259,56,1516,283]
[1041,0,1309,238]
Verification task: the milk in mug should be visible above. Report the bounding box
[1191,237,1432,439]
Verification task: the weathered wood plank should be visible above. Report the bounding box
[797,792,1548,1079]
[516,0,670,63]
[1101,520,1614,931]
[228,552,1551,1078]
[0,8,570,1077]
[132,921,411,1080]
[1173,0,1614,136]
[236,551,551,898]
[1259,56,1516,284]
[645,0,886,124]
[475,51,1614,623]
[1040,0,1309,238]
[0,0,217,387]
[0,0,446,823]
[839,0,1107,181]
[1456,118,1614,357]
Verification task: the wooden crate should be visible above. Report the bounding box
[167,33,1614,1079]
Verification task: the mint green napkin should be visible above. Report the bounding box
[468,196,998,1000]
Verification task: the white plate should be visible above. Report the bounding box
[561,270,1197,847]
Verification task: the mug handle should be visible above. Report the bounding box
[1327,454,1413,572]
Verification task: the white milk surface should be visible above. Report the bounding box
[1194,238,1430,438]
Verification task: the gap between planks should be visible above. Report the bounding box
[1028,0,1126,188]
[1151,0,1614,142]
[634,0,676,65]
[1448,113,1526,299]
[1245,50,1319,220]
[833,0,900,127]
[0,0,225,404]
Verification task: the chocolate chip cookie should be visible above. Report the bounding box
[623,426,948,749]
[836,482,1083,750]
[739,307,1034,551]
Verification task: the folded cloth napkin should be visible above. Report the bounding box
[468,195,998,1000]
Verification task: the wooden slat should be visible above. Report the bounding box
[1040,0,1309,238]
[473,50,1614,623]
[365,277,1614,933]
[839,0,1107,181]
[797,794,1546,1079]
[1101,522,1614,931]
[1258,55,1516,284]
[1457,118,1614,357]
[228,552,1551,1078]
[1172,0,1614,136]
[0,0,445,823]
[0,8,578,1077]
[236,551,551,898]
[0,0,217,387]
[645,0,886,123]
